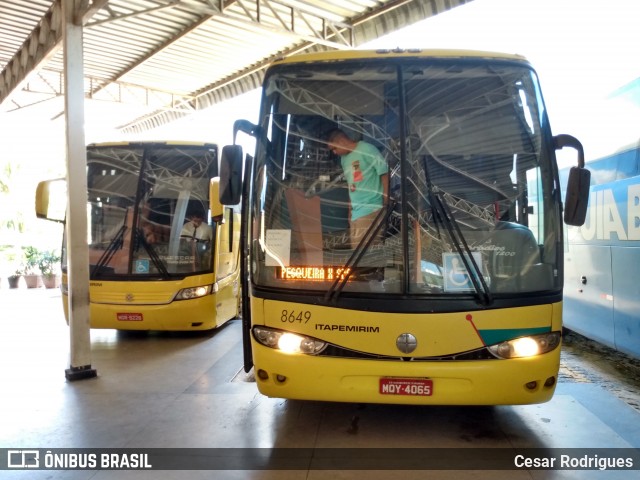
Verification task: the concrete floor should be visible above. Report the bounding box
[0,287,638,480]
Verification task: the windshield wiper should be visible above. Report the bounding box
[422,157,492,306]
[92,224,126,277]
[324,199,396,303]
[91,223,170,278]
[136,230,169,278]
[431,191,492,306]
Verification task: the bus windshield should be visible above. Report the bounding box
[81,143,218,279]
[250,57,561,298]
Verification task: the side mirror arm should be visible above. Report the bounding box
[554,134,584,168]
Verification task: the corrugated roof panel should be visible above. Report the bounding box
[117,14,295,94]
[284,0,375,21]
[0,0,474,130]
[0,0,52,67]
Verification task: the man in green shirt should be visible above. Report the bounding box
[327,129,389,248]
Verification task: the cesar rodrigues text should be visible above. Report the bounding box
[515,454,634,470]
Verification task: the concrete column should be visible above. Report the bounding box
[62,0,96,381]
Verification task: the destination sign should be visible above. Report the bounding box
[277,266,351,281]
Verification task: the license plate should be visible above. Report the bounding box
[117,313,143,321]
[379,378,433,396]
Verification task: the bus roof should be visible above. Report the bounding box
[270,49,529,67]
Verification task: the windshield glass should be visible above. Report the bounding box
[83,144,217,279]
[250,57,561,297]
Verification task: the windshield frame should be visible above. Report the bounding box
[246,55,564,310]
[65,143,219,281]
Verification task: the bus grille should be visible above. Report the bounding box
[91,292,173,305]
[318,345,496,361]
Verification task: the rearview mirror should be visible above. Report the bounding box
[563,167,591,226]
[35,178,67,223]
[554,134,590,226]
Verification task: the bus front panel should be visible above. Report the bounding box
[242,51,566,404]
[250,298,561,405]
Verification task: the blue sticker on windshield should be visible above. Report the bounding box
[134,259,150,274]
[442,252,482,292]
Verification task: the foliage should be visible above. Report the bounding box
[0,162,25,233]
[9,267,24,278]
[1,146,64,248]
[23,245,42,275]
[38,249,61,277]
[0,245,25,276]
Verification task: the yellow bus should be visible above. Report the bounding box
[36,141,241,331]
[219,49,590,405]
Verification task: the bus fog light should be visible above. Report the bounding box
[544,376,556,387]
[175,285,211,300]
[257,369,269,380]
[525,381,538,390]
[488,332,561,359]
[253,326,327,355]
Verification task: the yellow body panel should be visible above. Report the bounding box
[251,299,561,405]
[253,344,559,405]
[61,273,239,331]
[262,299,558,357]
[241,49,564,405]
[273,49,527,66]
[40,141,242,332]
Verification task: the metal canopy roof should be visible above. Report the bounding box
[0,0,472,134]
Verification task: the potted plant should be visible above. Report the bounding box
[22,246,43,288]
[2,247,25,289]
[7,266,23,289]
[39,249,61,289]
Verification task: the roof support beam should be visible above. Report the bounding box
[2,0,473,132]
[84,1,182,28]
[225,0,354,49]
[0,0,110,105]
[119,0,474,134]
[77,0,110,24]
[0,1,64,105]
[194,0,476,105]
[83,0,353,49]
[79,0,352,108]
[6,68,197,114]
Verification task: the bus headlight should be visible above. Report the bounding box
[253,326,327,355]
[175,284,213,301]
[487,332,560,359]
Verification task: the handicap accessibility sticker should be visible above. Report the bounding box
[134,259,150,274]
[442,252,482,292]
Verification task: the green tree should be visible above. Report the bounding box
[0,162,25,234]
